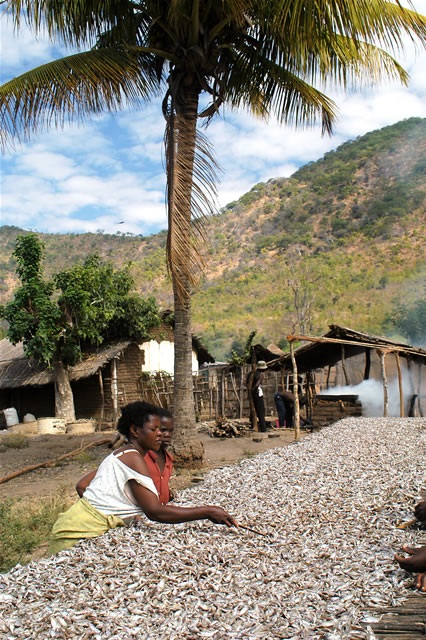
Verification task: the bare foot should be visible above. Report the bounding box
[415,573,426,591]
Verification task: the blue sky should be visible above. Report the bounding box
[1,2,426,237]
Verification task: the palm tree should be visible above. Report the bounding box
[1,1,425,464]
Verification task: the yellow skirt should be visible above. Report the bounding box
[49,498,125,555]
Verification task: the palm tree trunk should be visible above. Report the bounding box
[54,359,76,421]
[168,82,204,467]
[172,278,204,467]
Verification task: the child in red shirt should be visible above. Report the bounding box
[144,408,174,505]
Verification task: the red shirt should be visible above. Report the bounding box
[144,449,173,505]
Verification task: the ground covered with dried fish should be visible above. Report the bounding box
[1,417,425,640]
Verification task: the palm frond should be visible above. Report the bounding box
[219,47,337,134]
[267,0,426,54]
[267,32,410,89]
[0,46,159,149]
[317,35,410,87]
[4,0,139,46]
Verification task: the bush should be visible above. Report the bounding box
[1,434,30,449]
[0,491,73,573]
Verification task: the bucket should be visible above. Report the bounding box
[66,420,96,435]
[4,407,19,427]
[37,418,66,435]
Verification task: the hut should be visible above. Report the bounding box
[0,334,214,427]
[192,326,425,428]
[271,325,426,427]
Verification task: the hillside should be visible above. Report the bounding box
[1,117,425,359]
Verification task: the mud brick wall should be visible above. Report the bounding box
[311,399,362,429]
[114,344,145,407]
[73,344,146,423]
[73,375,104,420]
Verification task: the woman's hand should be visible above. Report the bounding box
[203,506,238,528]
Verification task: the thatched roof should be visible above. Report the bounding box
[266,343,285,356]
[191,335,215,366]
[267,324,426,373]
[252,343,282,363]
[0,340,132,389]
[0,329,214,389]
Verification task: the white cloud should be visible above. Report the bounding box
[17,151,77,180]
[0,18,70,80]
[1,5,426,235]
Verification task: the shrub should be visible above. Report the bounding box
[0,491,73,573]
[1,434,30,449]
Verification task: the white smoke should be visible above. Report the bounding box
[321,370,415,417]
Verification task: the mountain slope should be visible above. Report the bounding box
[1,118,425,358]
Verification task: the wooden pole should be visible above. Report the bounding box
[378,350,389,417]
[229,372,241,417]
[220,369,225,418]
[418,363,424,417]
[111,358,119,424]
[248,349,258,432]
[341,345,350,385]
[290,340,300,440]
[0,438,112,485]
[394,352,404,417]
[306,370,312,422]
[216,378,219,420]
[98,369,105,429]
[239,366,244,418]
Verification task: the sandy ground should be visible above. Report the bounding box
[0,422,306,502]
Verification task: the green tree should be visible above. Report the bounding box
[384,298,426,347]
[1,1,425,464]
[0,234,160,420]
[228,330,257,366]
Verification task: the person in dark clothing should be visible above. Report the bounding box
[246,361,267,432]
[274,390,296,428]
[274,390,308,429]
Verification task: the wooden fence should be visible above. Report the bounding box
[138,366,312,422]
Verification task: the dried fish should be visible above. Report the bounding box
[0,417,425,639]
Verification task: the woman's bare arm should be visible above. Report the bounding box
[128,480,237,527]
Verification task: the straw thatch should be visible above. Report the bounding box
[0,339,132,389]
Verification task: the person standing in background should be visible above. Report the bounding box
[246,361,267,432]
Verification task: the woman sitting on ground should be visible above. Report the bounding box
[49,401,237,554]
[76,407,175,505]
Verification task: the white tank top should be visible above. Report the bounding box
[83,449,158,519]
